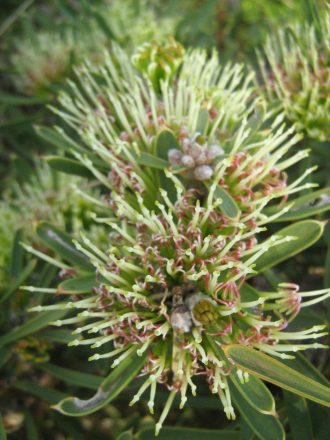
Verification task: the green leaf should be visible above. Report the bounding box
[37,363,102,390]
[263,188,330,222]
[57,275,97,294]
[223,345,330,407]
[35,125,84,152]
[45,156,93,177]
[36,222,92,270]
[254,220,324,272]
[138,428,240,440]
[280,352,329,387]
[53,351,147,416]
[37,329,76,344]
[214,186,240,219]
[229,374,276,415]
[155,129,179,201]
[283,391,313,440]
[116,431,133,440]
[230,384,285,440]
[0,310,67,346]
[134,152,168,170]
[0,414,7,440]
[14,380,66,405]
[0,92,45,106]
[155,128,180,160]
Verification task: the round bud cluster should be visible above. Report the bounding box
[168,133,224,181]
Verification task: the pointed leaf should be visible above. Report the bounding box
[37,363,102,390]
[45,156,93,177]
[36,222,93,270]
[229,374,276,415]
[230,383,285,440]
[14,380,66,405]
[0,310,67,346]
[54,351,147,416]
[255,220,324,272]
[223,345,330,407]
[134,152,168,170]
[35,125,84,151]
[57,275,97,294]
[263,188,330,222]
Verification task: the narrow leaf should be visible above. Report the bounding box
[37,363,102,390]
[36,222,92,270]
[223,345,330,407]
[134,152,168,170]
[229,374,276,415]
[0,310,67,346]
[45,156,93,177]
[255,220,324,272]
[263,188,330,222]
[57,275,97,294]
[230,384,285,440]
[53,351,147,416]
[14,380,66,405]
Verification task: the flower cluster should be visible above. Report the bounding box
[258,10,330,141]
[31,44,330,433]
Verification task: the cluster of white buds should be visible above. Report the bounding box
[168,133,224,181]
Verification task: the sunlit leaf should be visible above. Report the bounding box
[223,345,330,407]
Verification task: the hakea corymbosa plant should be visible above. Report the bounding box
[257,9,330,141]
[27,43,330,434]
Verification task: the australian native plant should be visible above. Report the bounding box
[17,41,330,439]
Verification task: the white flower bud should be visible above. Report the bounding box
[193,165,214,181]
[206,144,224,162]
[189,142,202,159]
[181,154,195,168]
[195,151,207,165]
